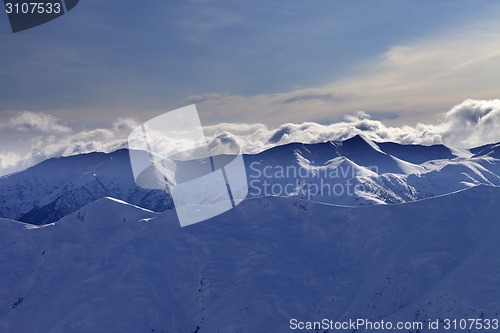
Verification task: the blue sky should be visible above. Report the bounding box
[1,0,499,124]
[1,0,500,174]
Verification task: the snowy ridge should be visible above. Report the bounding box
[0,186,499,332]
[0,136,499,225]
[0,150,172,225]
[245,135,500,205]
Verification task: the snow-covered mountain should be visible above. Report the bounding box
[1,136,499,225]
[0,150,173,225]
[1,137,499,331]
[1,185,499,332]
[245,135,500,205]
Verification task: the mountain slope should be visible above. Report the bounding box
[1,186,499,332]
[0,150,172,225]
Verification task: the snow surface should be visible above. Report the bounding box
[0,150,172,225]
[0,186,499,332]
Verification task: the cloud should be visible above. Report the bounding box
[1,100,499,177]
[441,99,500,148]
[28,117,139,160]
[278,90,341,105]
[183,20,500,125]
[203,113,442,155]
[200,100,500,154]
[0,117,139,176]
[3,111,71,133]
[0,152,21,173]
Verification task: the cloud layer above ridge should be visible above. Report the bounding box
[0,99,499,176]
[203,99,500,154]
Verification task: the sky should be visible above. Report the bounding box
[1,0,500,175]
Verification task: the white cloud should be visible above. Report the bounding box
[0,152,21,173]
[203,111,443,155]
[3,111,71,133]
[206,99,499,154]
[0,117,139,176]
[28,117,139,159]
[441,99,500,148]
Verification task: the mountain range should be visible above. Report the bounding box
[0,136,499,332]
[1,135,499,225]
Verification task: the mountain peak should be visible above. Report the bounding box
[343,134,384,152]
